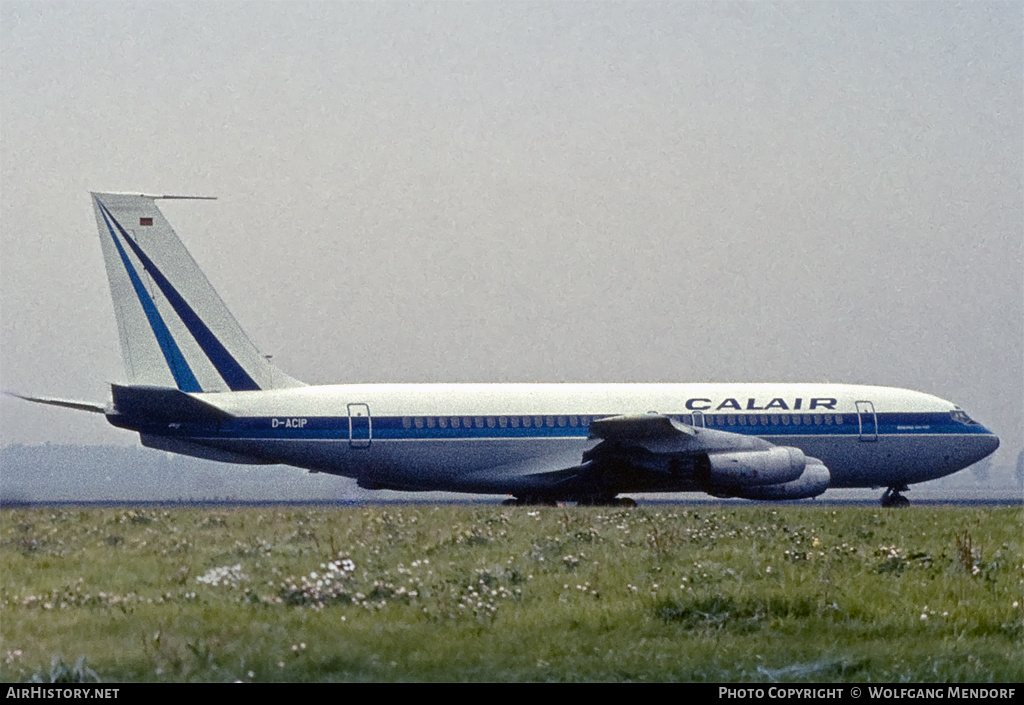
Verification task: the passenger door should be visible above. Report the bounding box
[348,403,371,448]
[856,400,877,442]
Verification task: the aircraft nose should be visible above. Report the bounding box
[981,431,1000,456]
[949,430,999,475]
[967,428,1000,465]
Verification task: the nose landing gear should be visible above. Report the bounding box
[881,485,911,508]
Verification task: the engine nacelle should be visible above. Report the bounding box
[704,446,807,487]
[729,459,832,500]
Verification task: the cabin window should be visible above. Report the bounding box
[438,416,448,428]
[426,417,436,428]
[781,415,790,425]
[557,416,567,427]
[499,416,507,427]
[475,417,484,428]
[569,416,578,427]
[523,416,532,427]
[402,417,412,429]
[414,417,424,429]
[510,416,520,427]
[464,417,473,429]
[487,417,496,428]
[451,416,461,428]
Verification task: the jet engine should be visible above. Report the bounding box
[703,446,808,487]
[727,459,832,500]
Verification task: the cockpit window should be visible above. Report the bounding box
[950,408,977,425]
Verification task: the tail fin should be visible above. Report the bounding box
[92,192,305,392]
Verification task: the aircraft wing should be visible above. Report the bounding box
[521,413,831,501]
[588,413,697,452]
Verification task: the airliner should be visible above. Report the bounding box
[8,192,1000,507]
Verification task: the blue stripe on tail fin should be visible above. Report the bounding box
[98,201,260,391]
[96,203,202,392]
[92,192,306,392]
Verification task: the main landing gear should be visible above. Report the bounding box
[880,485,911,508]
[502,496,559,507]
[502,495,638,507]
[576,496,638,508]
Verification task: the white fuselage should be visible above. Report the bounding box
[125,382,999,496]
[83,193,1000,502]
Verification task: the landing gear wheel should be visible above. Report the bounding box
[576,496,637,508]
[881,486,910,508]
[504,496,559,507]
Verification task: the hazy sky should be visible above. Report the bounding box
[1,1,1021,468]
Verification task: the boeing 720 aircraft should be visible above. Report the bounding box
[9,192,1000,507]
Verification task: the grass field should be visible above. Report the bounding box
[1,504,1021,682]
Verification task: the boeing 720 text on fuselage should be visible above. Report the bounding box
[9,193,1000,507]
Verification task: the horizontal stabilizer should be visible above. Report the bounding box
[3,390,107,414]
[111,384,233,423]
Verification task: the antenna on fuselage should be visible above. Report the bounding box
[149,194,218,200]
